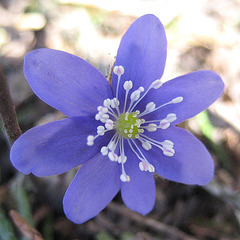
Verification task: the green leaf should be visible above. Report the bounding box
[0,207,17,240]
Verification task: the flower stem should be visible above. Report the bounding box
[0,65,22,144]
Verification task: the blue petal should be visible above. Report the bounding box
[144,126,214,185]
[138,70,224,124]
[112,14,167,109]
[63,154,120,224]
[121,141,156,215]
[24,48,113,117]
[10,117,111,176]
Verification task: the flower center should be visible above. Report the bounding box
[86,65,183,182]
[116,112,144,139]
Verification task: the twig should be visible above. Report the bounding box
[9,210,44,240]
[107,202,198,240]
[0,65,22,144]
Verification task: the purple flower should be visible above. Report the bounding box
[10,14,224,223]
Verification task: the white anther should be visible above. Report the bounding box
[101,146,108,155]
[97,126,105,135]
[129,129,133,133]
[163,140,174,147]
[171,96,183,103]
[118,155,127,164]
[87,135,94,146]
[128,134,132,138]
[99,113,109,123]
[139,161,148,171]
[146,123,157,132]
[97,106,108,113]
[123,81,133,91]
[159,119,170,129]
[145,102,156,112]
[103,98,112,107]
[108,141,115,151]
[142,141,152,151]
[150,79,163,89]
[130,90,141,101]
[108,151,118,162]
[139,162,155,172]
[148,164,155,173]
[95,113,101,120]
[111,98,119,108]
[139,86,144,92]
[166,113,177,123]
[113,65,124,76]
[163,148,175,157]
[105,119,114,130]
[120,173,130,182]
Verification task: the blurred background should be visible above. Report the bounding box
[1,0,240,239]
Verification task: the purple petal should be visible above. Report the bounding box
[143,126,214,185]
[24,48,113,117]
[112,14,167,109]
[63,154,120,224]
[121,142,156,215]
[138,70,224,124]
[10,117,111,176]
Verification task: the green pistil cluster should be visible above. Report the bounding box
[116,112,145,139]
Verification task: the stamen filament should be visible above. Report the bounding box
[129,79,162,112]
[138,97,183,118]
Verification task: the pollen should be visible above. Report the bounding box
[116,112,144,139]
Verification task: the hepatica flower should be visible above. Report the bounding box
[10,14,224,223]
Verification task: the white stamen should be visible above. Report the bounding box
[142,141,152,151]
[145,123,157,132]
[97,106,108,113]
[113,65,124,76]
[101,146,108,155]
[163,140,174,147]
[114,66,124,103]
[108,151,118,162]
[87,135,94,146]
[123,81,133,91]
[163,148,175,157]
[97,126,105,135]
[148,164,155,173]
[171,96,183,103]
[118,155,127,164]
[120,173,130,182]
[139,96,183,118]
[139,86,144,92]
[139,134,175,157]
[111,98,120,108]
[129,139,155,173]
[139,161,155,172]
[166,113,177,122]
[139,161,148,171]
[95,113,101,120]
[105,119,114,130]
[145,102,156,112]
[150,79,163,89]
[130,90,141,102]
[99,113,109,123]
[103,98,112,107]
[159,119,170,129]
